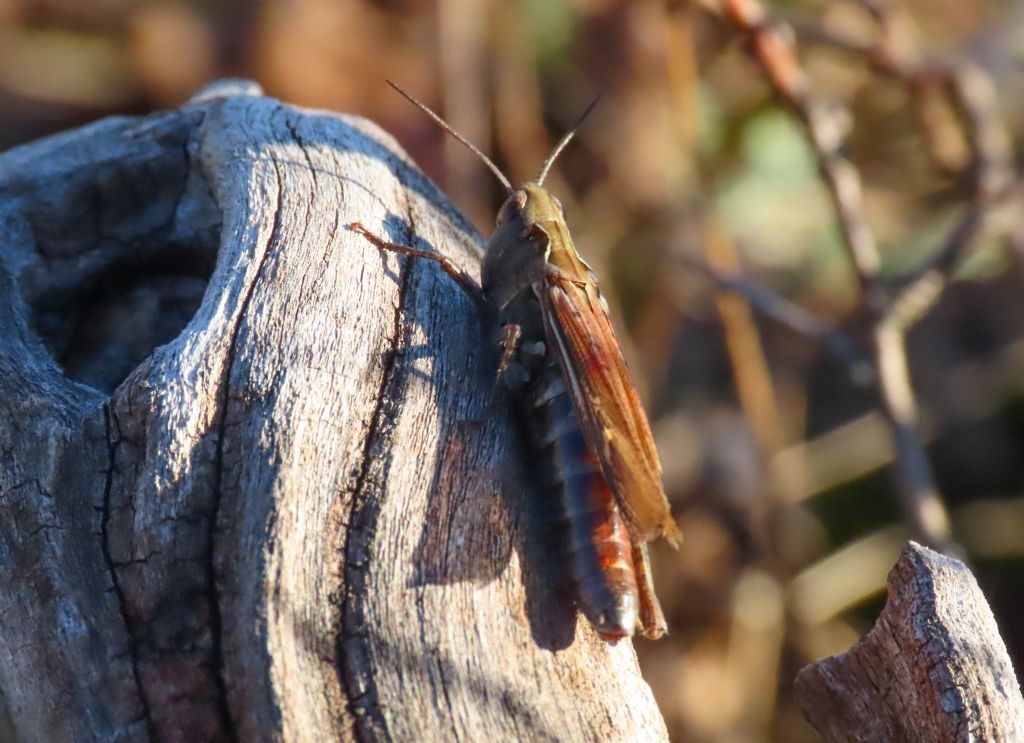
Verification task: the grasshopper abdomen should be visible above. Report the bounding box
[530,361,640,639]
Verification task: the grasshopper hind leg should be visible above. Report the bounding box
[633,542,667,640]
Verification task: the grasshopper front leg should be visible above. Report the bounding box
[349,222,488,309]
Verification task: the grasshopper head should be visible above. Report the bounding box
[497,183,564,228]
[382,81,600,307]
[493,183,565,262]
[483,182,593,308]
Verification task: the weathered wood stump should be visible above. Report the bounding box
[0,80,668,742]
[796,542,1024,742]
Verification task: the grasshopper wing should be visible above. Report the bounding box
[539,276,681,546]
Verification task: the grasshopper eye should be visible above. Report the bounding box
[521,224,547,251]
[497,189,528,226]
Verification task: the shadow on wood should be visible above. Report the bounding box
[0,80,667,742]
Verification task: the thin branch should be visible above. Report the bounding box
[676,254,873,384]
[790,2,1017,321]
[883,207,984,333]
[851,0,1015,201]
[723,0,885,309]
[718,0,961,553]
[872,322,956,554]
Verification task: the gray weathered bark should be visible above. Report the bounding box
[796,542,1024,742]
[0,80,668,742]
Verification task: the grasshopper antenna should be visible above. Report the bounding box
[386,80,514,194]
[536,94,602,186]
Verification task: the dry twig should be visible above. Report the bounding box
[676,253,873,384]
[714,0,1019,554]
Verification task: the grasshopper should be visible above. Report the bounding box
[350,82,680,640]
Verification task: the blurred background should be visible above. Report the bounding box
[1,0,1021,740]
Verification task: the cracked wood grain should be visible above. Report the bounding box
[101,402,159,741]
[0,80,668,742]
[796,542,1024,742]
